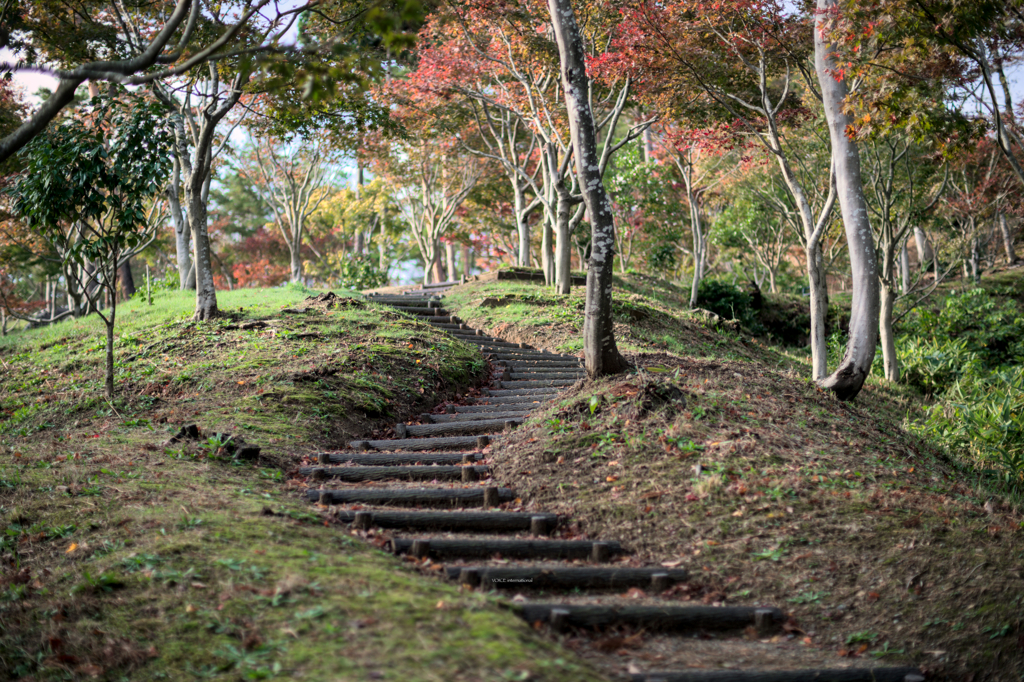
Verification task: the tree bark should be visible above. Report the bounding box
[900,239,910,295]
[913,226,934,270]
[514,182,530,267]
[878,279,898,382]
[188,187,219,319]
[815,0,880,401]
[168,155,195,290]
[446,241,457,282]
[547,0,628,378]
[462,244,472,278]
[118,258,136,300]
[998,212,1017,264]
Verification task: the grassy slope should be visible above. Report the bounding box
[444,273,1024,681]
[0,286,605,682]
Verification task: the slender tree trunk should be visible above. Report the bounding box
[187,187,219,320]
[462,244,472,279]
[119,259,136,300]
[446,242,457,282]
[998,212,1016,264]
[168,155,195,290]
[514,183,530,267]
[900,239,910,295]
[913,226,934,270]
[807,243,828,368]
[816,0,880,401]
[542,218,554,285]
[879,279,898,382]
[688,201,704,308]
[547,0,628,377]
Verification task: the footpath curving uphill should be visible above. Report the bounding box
[302,280,924,682]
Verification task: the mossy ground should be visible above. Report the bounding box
[441,272,1024,682]
[0,286,606,682]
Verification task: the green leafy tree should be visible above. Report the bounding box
[11,96,172,397]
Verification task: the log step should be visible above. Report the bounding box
[469,395,554,405]
[389,538,625,560]
[425,316,460,324]
[309,486,514,507]
[496,379,577,389]
[447,566,689,590]
[483,387,562,397]
[367,297,440,304]
[508,372,583,380]
[517,604,784,632]
[497,364,583,372]
[393,306,448,315]
[401,418,521,438]
[488,352,577,361]
[348,435,499,451]
[299,465,489,481]
[462,338,530,348]
[631,669,924,682]
[321,452,482,466]
[425,410,531,423]
[338,510,560,532]
[453,404,537,413]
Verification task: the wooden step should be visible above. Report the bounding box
[496,379,577,389]
[425,316,460,324]
[631,668,923,682]
[400,419,521,438]
[469,395,555,405]
[508,372,583,381]
[483,387,562,397]
[299,465,488,481]
[337,510,560,533]
[447,566,689,590]
[497,361,584,370]
[453,404,536,413]
[389,538,625,560]
[309,486,513,507]
[462,338,529,348]
[320,452,482,466]
[366,296,440,303]
[516,604,784,632]
[425,410,531,423]
[348,435,499,451]
[488,352,576,361]
[394,306,448,315]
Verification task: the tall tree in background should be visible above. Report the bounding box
[547,0,628,377]
[235,134,336,283]
[815,0,878,400]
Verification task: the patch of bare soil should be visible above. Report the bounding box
[489,352,1024,681]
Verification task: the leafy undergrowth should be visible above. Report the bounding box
[0,287,604,681]
[443,276,1024,681]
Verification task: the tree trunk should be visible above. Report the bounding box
[462,244,472,279]
[879,279,898,382]
[900,239,910,295]
[187,188,219,320]
[514,182,530,267]
[289,243,303,283]
[168,155,195,290]
[547,0,628,378]
[815,0,880,401]
[119,259,136,300]
[998,212,1016,264]
[807,243,828,373]
[542,218,554,285]
[431,248,445,284]
[446,242,457,282]
[688,201,704,308]
[913,226,934,270]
